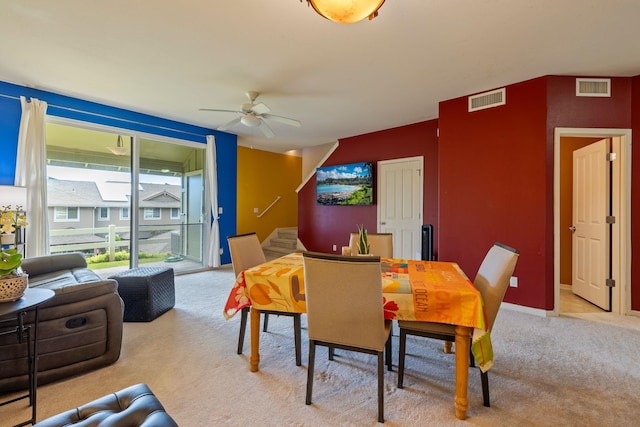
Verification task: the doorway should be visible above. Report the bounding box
[554,128,631,316]
[377,156,423,259]
[45,119,208,275]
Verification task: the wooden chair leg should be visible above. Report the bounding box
[377,351,385,423]
[294,314,302,366]
[397,328,407,388]
[262,313,270,332]
[306,340,316,405]
[481,371,490,407]
[237,307,249,354]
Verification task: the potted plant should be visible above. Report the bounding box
[0,249,23,277]
[1,204,27,246]
[0,204,28,301]
[356,224,370,255]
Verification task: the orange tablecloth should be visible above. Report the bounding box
[224,253,494,371]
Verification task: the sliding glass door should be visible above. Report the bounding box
[45,120,207,276]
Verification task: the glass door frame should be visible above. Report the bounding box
[46,116,210,272]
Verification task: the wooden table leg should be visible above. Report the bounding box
[250,307,261,372]
[454,325,471,420]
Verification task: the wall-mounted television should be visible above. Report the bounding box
[316,161,373,206]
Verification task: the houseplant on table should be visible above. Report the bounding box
[356,224,370,255]
[0,204,28,302]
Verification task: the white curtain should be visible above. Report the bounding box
[15,97,49,257]
[205,135,221,268]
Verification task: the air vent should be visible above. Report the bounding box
[468,88,506,112]
[576,78,610,97]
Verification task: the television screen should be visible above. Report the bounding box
[316,161,373,205]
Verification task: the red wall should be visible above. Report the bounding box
[299,74,639,312]
[439,77,548,308]
[298,120,439,254]
[546,75,634,310]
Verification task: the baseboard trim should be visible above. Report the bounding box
[501,302,549,317]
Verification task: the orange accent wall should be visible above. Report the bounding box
[237,147,301,241]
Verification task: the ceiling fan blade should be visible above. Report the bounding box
[218,116,242,131]
[258,120,275,138]
[199,108,243,114]
[262,113,301,127]
[250,102,270,115]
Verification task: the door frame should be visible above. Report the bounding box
[183,170,204,262]
[46,116,208,271]
[553,127,631,316]
[376,156,424,259]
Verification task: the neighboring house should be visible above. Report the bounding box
[47,178,182,253]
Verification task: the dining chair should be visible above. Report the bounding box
[349,232,394,258]
[302,251,392,423]
[227,233,302,366]
[396,242,519,407]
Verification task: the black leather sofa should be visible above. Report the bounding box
[0,252,124,392]
[33,383,178,426]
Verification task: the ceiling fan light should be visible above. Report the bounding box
[108,135,129,156]
[241,114,261,127]
[307,0,385,24]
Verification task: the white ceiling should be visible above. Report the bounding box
[1,1,639,153]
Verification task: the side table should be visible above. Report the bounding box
[0,288,55,427]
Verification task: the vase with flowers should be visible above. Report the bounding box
[0,204,28,302]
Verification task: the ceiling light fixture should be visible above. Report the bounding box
[108,135,128,156]
[304,0,385,24]
[240,114,261,127]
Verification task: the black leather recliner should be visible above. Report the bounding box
[0,252,124,392]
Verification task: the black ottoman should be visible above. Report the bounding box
[109,267,175,322]
[33,383,178,426]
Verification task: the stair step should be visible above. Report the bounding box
[277,228,298,240]
[270,238,297,249]
[264,246,295,260]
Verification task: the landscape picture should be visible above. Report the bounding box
[316,162,373,206]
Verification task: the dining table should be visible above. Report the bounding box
[223,252,492,420]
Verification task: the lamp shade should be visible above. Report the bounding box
[0,186,27,210]
[308,0,385,24]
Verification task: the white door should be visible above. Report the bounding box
[185,171,204,261]
[377,157,423,259]
[571,139,610,310]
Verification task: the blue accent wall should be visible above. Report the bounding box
[0,80,236,264]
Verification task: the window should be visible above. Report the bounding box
[46,121,206,274]
[144,208,161,220]
[54,207,79,222]
[98,207,109,221]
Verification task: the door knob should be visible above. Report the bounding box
[569,226,576,232]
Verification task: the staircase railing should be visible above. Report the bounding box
[257,196,281,218]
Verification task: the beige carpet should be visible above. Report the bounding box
[3,265,640,426]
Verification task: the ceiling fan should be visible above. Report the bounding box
[199,91,301,138]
